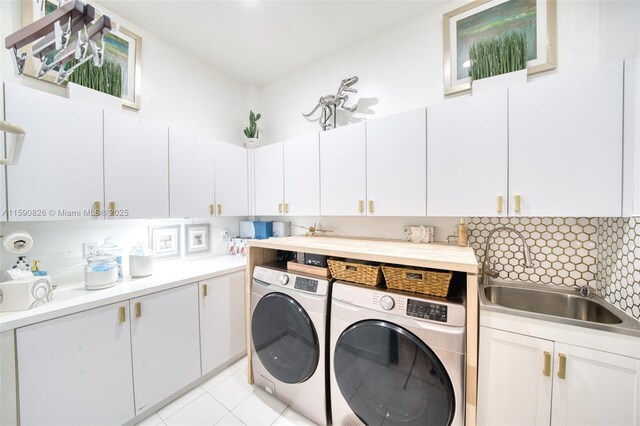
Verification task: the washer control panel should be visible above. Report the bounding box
[294,276,319,293]
[380,295,395,311]
[278,274,290,285]
[253,266,329,296]
[406,298,448,322]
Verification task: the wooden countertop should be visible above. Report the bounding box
[248,236,479,273]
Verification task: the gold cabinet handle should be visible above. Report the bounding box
[514,194,521,213]
[203,284,208,297]
[497,196,503,214]
[278,203,283,214]
[108,201,116,217]
[217,204,222,215]
[93,201,101,217]
[134,302,141,318]
[118,306,126,323]
[543,351,551,377]
[285,203,289,214]
[209,204,214,217]
[358,200,364,213]
[368,200,374,213]
[557,353,567,379]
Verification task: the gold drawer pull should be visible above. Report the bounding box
[278,203,283,214]
[217,204,222,215]
[514,195,521,213]
[368,200,374,213]
[557,353,567,379]
[118,306,126,323]
[358,200,364,213]
[497,196,503,214]
[203,284,208,297]
[135,302,142,318]
[543,351,551,377]
[93,201,101,217]
[209,204,214,216]
[285,203,289,214]
[108,201,116,217]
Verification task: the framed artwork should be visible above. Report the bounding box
[185,224,210,256]
[443,0,557,95]
[149,225,181,258]
[22,0,142,109]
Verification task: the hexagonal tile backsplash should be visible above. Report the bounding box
[467,217,639,321]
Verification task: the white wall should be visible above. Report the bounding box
[0,0,247,145]
[257,0,640,144]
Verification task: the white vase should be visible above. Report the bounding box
[472,69,527,95]
[245,138,261,149]
[67,82,121,111]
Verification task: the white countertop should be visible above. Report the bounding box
[0,255,247,332]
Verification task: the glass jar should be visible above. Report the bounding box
[85,253,118,290]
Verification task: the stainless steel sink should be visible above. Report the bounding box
[483,285,622,324]
[479,281,640,336]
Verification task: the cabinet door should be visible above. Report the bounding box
[199,271,246,375]
[551,343,640,426]
[478,327,553,426]
[169,129,215,218]
[130,284,201,414]
[284,133,320,216]
[0,83,6,222]
[366,108,426,216]
[104,111,169,219]
[427,90,508,216]
[320,123,366,215]
[254,143,284,216]
[5,83,103,221]
[17,302,134,425]
[214,142,248,216]
[509,62,623,216]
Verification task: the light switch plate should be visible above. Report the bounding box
[83,241,97,259]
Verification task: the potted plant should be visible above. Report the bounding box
[244,110,262,148]
[469,31,527,94]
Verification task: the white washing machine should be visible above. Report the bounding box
[251,265,330,426]
[330,282,466,426]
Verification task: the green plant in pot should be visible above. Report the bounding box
[469,31,527,83]
[244,110,262,148]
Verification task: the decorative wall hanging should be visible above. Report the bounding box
[148,225,181,259]
[185,224,210,256]
[21,0,142,110]
[443,0,556,95]
[303,76,359,131]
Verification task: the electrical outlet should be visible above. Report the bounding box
[220,228,229,241]
[83,241,97,259]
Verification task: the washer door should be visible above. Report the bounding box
[252,292,319,384]
[334,320,455,426]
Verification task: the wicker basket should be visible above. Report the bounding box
[382,265,452,297]
[327,259,382,287]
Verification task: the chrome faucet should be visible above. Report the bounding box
[481,226,534,285]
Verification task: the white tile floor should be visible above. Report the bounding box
[136,357,318,426]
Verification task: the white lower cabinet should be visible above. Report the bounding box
[130,284,201,415]
[16,302,135,425]
[478,327,640,426]
[199,271,246,375]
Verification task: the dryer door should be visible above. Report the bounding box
[334,320,455,426]
[252,292,319,384]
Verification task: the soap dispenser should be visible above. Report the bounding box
[457,218,468,247]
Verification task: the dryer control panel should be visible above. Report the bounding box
[407,298,448,322]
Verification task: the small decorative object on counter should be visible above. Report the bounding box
[31,260,48,276]
[302,76,359,131]
[84,253,119,290]
[100,237,123,281]
[327,258,382,287]
[402,225,435,243]
[272,221,292,238]
[129,243,154,278]
[457,218,468,247]
[294,223,333,237]
[243,110,262,148]
[229,238,248,256]
[0,275,53,312]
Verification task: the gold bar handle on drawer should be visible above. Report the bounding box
[285,203,289,214]
[134,302,141,318]
[108,201,116,217]
[543,351,551,377]
[209,204,214,217]
[368,200,374,213]
[93,201,101,217]
[358,200,364,213]
[118,306,126,323]
[279,203,283,214]
[497,196,503,214]
[557,353,567,379]
[514,195,521,213]
[217,204,222,215]
[203,284,208,297]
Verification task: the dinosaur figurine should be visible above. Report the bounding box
[303,76,359,130]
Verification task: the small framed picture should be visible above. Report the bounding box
[149,225,181,258]
[185,224,210,256]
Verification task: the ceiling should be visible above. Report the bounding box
[97,1,445,85]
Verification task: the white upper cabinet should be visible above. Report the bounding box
[284,133,320,216]
[623,57,640,217]
[509,62,623,217]
[5,83,104,221]
[169,129,216,218]
[104,111,169,219]
[320,123,366,215]
[366,108,427,216]
[214,142,248,216]
[0,83,6,222]
[428,90,508,217]
[254,142,284,216]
